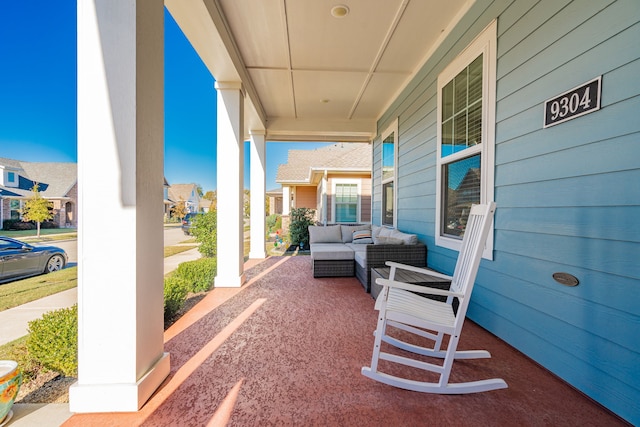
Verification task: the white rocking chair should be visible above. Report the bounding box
[362,202,507,394]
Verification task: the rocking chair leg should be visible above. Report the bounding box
[369,315,387,372]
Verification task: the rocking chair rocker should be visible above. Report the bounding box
[362,202,507,394]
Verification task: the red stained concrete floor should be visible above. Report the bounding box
[63,256,629,426]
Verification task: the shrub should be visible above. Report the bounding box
[27,304,78,377]
[174,257,217,293]
[7,221,35,231]
[0,336,42,383]
[164,276,189,321]
[288,207,315,245]
[266,214,282,234]
[191,210,217,257]
[1,219,20,230]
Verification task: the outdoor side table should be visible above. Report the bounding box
[370,266,454,310]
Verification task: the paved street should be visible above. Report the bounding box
[28,226,190,266]
[0,226,201,346]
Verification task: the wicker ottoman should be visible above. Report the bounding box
[310,244,355,278]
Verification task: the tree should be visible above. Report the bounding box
[203,190,217,211]
[171,198,189,221]
[22,184,53,237]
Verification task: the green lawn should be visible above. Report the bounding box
[0,267,78,311]
[1,228,77,242]
[164,245,199,257]
[0,243,200,312]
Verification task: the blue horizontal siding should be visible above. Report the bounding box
[469,300,640,420]
[499,206,640,242]
[484,251,639,315]
[497,229,639,278]
[373,0,640,423]
[497,99,640,170]
[496,169,640,208]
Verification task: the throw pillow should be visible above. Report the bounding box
[340,224,371,243]
[352,229,373,244]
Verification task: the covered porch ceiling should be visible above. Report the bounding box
[165,0,472,142]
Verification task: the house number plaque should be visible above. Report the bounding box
[543,76,601,128]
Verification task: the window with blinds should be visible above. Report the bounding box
[436,20,496,253]
[441,54,483,238]
[335,183,358,223]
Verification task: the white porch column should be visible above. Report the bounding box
[71,0,169,413]
[282,186,291,215]
[214,82,245,287]
[322,170,328,225]
[249,131,267,259]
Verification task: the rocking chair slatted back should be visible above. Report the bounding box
[449,203,495,329]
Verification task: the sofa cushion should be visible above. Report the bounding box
[309,225,342,244]
[390,229,418,245]
[372,228,418,245]
[373,226,392,244]
[352,229,374,244]
[354,250,367,269]
[310,243,355,260]
[376,236,405,245]
[371,224,381,239]
[340,224,370,243]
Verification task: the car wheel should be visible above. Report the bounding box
[45,254,65,273]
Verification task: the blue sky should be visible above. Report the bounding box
[0,3,330,192]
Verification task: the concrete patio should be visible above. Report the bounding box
[59,256,627,426]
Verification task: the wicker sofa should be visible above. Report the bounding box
[308,224,427,292]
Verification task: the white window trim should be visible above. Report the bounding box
[435,20,496,259]
[332,178,361,223]
[380,118,398,228]
[4,170,18,187]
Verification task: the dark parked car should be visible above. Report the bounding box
[0,236,68,284]
[181,212,203,235]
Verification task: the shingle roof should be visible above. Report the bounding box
[0,157,76,199]
[276,143,371,183]
[168,183,198,203]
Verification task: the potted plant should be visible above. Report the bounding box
[0,360,22,425]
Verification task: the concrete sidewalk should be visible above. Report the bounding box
[0,288,78,347]
[5,247,202,426]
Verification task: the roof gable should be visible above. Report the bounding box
[276,143,371,183]
[0,158,77,199]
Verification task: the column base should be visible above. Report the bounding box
[69,352,170,413]
[214,272,246,288]
[248,250,267,259]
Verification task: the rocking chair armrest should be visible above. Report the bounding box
[376,278,463,299]
[385,261,453,282]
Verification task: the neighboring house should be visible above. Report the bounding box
[276,143,371,224]
[0,157,77,228]
[199,199,212,213]
[266,188,282,216]
[163,177,172,220]
[167,183,201,215]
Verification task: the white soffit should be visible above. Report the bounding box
[168,0,472,142]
